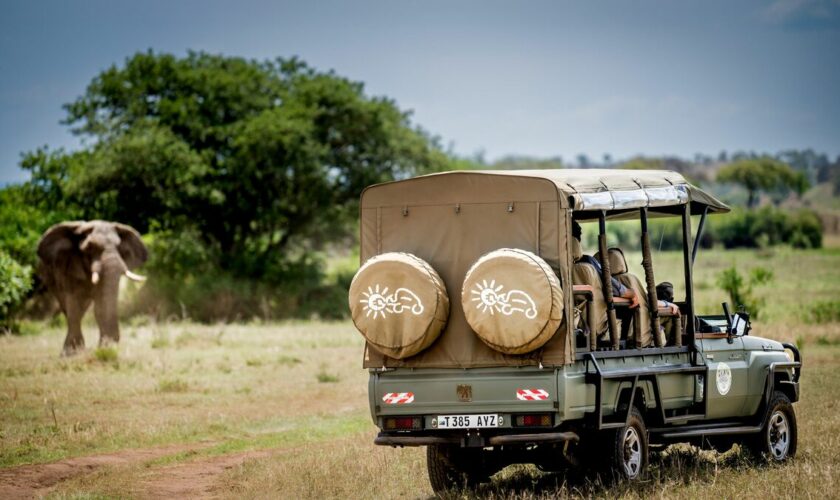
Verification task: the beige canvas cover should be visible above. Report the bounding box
[349,252,449,359]
[358,169,727,368]
[461,249,564,355]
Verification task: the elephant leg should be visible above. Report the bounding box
[62,296,91,356]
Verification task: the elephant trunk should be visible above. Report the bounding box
[92,251,126,345]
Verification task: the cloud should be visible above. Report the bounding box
[761,0,840,30]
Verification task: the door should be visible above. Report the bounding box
[697,336,750,418]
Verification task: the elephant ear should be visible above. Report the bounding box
[115,223,148,270]
[37,221,86,265]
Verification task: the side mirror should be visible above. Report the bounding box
[733,308,752,337]
[722,302,752,343]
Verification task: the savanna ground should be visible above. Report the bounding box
[2,247,840,499]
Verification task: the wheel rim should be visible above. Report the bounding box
[622,427,642,478]
[768,410,790,460]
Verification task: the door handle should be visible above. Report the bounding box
[729,353,743,360]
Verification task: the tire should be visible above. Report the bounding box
[603,407,649,481]
[426,445,488,495]
[745,390,798,462]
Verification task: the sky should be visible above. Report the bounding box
[1,0,839,184]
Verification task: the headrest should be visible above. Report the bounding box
[594,247,628,275]
[571,238,583,261]
[608,248,628,275]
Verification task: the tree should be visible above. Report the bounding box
[716,158,809,208]
[21,51,450,279]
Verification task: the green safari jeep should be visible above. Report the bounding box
[348,169,801,493]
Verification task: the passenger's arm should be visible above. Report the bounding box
[658,300,680,315]
[611,278,639,308]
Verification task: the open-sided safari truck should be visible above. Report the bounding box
[348,169,801,492]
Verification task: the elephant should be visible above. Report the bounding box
[37,221,148,356]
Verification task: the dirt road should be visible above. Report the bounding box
[0,443,269,499]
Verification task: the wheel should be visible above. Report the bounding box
[426,445,489,495]
[604,406,649,481]
[745,390,797,462]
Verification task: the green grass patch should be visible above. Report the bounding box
[316,365,340,383]
[277,355,301,366]
[93,347,118,364]
[157,378,189,393]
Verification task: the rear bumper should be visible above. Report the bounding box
[374,431,579,447]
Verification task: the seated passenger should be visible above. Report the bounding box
[571,222,638,341]
[656,281,682,345]
[595,248,678,347]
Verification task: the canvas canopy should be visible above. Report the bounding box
[358,169,727,368]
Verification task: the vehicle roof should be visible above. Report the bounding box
[415,169,730,215]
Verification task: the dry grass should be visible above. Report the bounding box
[1,248,839,498]
[0,320,368,468]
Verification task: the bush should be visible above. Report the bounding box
[805,301,840,324]
[716,266,773,319]
[788,209,822,249]
[711,207,822,249]
[0,251,34,333]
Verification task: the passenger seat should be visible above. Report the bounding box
[572,238,610,340]
[595,248,665,348]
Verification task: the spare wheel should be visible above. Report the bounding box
[461,248,564,355]
[349,252,450,359]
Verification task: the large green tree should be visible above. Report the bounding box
[716,157,808,208]
[22,52,449,277]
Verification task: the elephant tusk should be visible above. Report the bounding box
[91,271,100,284]
[125,270,147,282]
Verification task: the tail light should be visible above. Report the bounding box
[514,414,552,427]
[383,416,423,430]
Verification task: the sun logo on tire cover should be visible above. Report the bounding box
[360,284,424,319]
[470,280,538,319]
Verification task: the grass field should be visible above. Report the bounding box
[2,248,840,498]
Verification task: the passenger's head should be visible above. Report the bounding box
[572,220,582,241]
[656,282,675,302]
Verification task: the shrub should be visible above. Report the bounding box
[0,251,34,333]
[712,207,822,249]
[788,209,822,249]
[805,301,840,324]
[716,266,773,319]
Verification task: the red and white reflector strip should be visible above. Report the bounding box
[382,392,415,404]
[516,389,549,401]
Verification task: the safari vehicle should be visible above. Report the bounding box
[347,170,801,493]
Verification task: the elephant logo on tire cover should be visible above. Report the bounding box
[470,279,537,319]
[360,284,424,319]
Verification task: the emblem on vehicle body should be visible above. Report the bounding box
[470,280,537,319]
[360,285,424,319]
[715,362,732,395]
[457,384,472,402]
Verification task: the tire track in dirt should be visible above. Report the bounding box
[135,450,273,499]
[0,442,214,499]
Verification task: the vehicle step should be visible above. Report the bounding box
[652,424,762,439]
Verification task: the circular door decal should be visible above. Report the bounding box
[716,362,733,395]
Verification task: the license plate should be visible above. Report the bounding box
[436,414,500,429]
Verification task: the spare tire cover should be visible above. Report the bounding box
[349,252,450,359]
[461,248,564,355]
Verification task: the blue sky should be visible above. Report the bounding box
[1,0,839,183]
